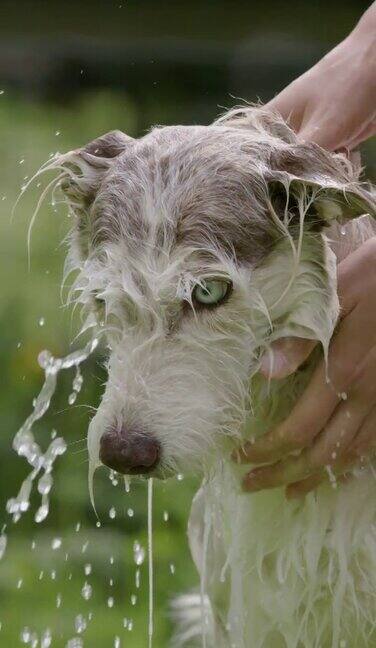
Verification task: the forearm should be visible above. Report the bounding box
[346,1,376,65]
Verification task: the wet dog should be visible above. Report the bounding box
[45,107,376,647]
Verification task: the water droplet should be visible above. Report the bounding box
[169,563,175,575]
[0,534,7,560]
[340,392,348,400]
[127,508,134,518]
[109,506,116,519]
[68,392,77,405]
[66,638,83,648]
[72,368,83,392]
[56,594,62,608]
[38,317,45,327]
[133,541,145,566]
[84,563,92,576]
[41,628,52,648]
[109,470,118,486]
[131,594,137,606]
[75,615,87,634]
[20,627,31,643]
[163,511,169,522]
[107,596,114,608]
[81,582,92,600]
[38,474,52,495]
[17,578,23,589]
[81,541,89,553]
[35,504,49,523]
[325,465,337,489]
[114,637,121,648]
[177,473,184,481]
[96,521,101,528]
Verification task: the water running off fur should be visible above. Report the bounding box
[148,478,154,648]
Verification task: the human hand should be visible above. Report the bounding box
[234,237,376,499]
[265,3,376,151]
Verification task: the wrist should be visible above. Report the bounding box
[350,2,376,41]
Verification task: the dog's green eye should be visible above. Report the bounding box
[193,280,231,306]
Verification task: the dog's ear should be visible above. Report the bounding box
[59,130,132,211]
[266,144,375,228]
[216,106,375,225]
[53,130,133,258]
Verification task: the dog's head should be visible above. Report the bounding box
[51,107,374,479]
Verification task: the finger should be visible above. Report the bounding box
[285,473,324,499]
[259,337,317,379]
[242,347,376,479]
[242,451,315,492]
[236,306,376,465]
[336,238,376,316]
[286,471,351,499]
[341,404,376,464]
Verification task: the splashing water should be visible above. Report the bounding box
[0,533,7,560]
[133,540,146,566]
[5,338,98,535]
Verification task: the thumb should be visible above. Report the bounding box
[260,337,317,379]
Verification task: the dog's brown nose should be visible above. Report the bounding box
[99,426,160,475]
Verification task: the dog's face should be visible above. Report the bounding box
[53,108,373,479]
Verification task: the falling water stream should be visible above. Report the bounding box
[148,478,154,648]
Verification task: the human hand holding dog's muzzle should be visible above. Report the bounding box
[233,237,376,499]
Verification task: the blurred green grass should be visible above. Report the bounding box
[0,91,199,647]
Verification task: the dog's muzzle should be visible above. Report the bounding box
[99,426,160,475]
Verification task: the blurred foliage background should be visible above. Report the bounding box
[0,1,374,646]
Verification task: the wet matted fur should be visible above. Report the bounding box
[33,106,376,647]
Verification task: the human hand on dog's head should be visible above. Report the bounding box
[235,237,376,499]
